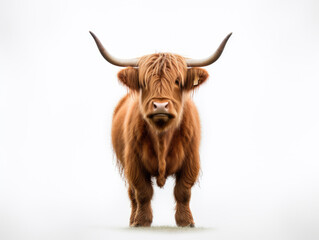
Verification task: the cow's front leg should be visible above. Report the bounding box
[131,176,153,227]
[174,178,195,227]
[174,152,199,227]
[126,160,153,227]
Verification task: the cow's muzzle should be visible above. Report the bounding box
[147,113,175,119]
[147,112,175,128]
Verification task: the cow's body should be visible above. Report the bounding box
[112,93,200,179]
[90,31,231,227]
[112,94,200,227]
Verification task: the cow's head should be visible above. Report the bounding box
[90,32,231,132]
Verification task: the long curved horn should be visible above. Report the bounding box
[89,31,139,67]
[186,33,232,67]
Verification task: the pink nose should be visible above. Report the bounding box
[153,102,169,111]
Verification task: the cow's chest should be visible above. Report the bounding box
[139,135,185,177]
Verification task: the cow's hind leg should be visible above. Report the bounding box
[128,186,137,226]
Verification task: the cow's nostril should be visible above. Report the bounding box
[164,103,168,109]
[153,103,157,109]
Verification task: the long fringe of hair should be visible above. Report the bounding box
[138,53,187,93]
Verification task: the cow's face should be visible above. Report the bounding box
[117,53,208,132]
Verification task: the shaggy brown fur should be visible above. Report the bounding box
[112,53,208,227]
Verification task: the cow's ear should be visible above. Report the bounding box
[117,67,139,91]
[184,67,209,90]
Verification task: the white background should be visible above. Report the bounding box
[1,0,319,239]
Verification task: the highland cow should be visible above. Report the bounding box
[90,31,231,227]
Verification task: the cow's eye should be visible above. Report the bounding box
[175,79,180,86]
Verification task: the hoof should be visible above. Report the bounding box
[130,223,140,227]
[130,221,151,227]
[176,221,195,227]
